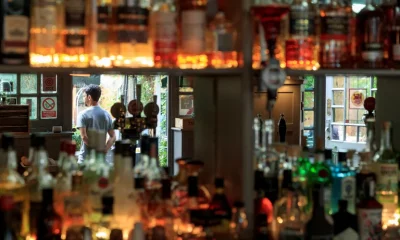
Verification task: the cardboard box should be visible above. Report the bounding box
[175,118,194,130]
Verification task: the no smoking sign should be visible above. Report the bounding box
[41,97,57,119]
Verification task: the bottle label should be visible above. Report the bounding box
[97,6,109,24]
[33,2,57,48]
[3,16,29,54]
[393,44,400,60]
[341,176,356,212]
[333,228,359,240]
[289,10,315,36]
[285,38,315,64]
[65,0,85,27]
[375,163,398,195]
[116,7,149,43]
[320,15,349,40]
[216,33,234,52]
[153,11,177,54]
[181,10,206,54]
[64,195,84,220]
[65,34,85,48]
[358,208,382,240]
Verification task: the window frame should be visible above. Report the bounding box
[302,76,315,148]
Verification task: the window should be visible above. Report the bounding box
[326,75,377,150]
[0,73,58,120]
[178,77,194,117]
[302,76,315,148]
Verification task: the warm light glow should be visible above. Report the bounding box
[30,54,61,67]
[177,54,208,69]
[383,212,400,230]
[111,55,154,68]
[60,54,89,67]
[26,234,36,240]
[95,230,108,239]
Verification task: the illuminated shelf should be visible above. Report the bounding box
[0,65,245,76]
[252,68,400,77]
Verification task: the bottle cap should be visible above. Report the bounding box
[324,149,332,160]
[134,177,145,189]
[233,201,244,208]
[114,141,123,155]
[214,177,224,188]
[161,179,171,199]
[1,133,14,150]
[109,229,123,240]
[338,152,347,162]
[175,157,191,165]
[0,195,14,211]
[338,200,348,211]
[188,176,199,197]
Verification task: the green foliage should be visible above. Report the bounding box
[72,128,82,151]
[304,76,315,90]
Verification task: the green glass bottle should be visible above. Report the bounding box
[307,138,332,214]
[297,136,311,182]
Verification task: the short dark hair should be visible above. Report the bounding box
[84,84,101,102]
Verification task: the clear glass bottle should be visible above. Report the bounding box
[152,0,177,68]
[274,169,305,239]
[206,11,238,68]
[177,0,208,69]
[0,134,27,237]
[330,151,356,214]
[373,121,398,227]
[30,0,63,66]
[94,196,115,240]
[365,118,377,154]
[61,0,91,67]
[37,188,63,240]
[63,172,85,238]
[91,0,112,67]
[208,177,232,235]
[286,0,318,70]
[356,0,385,68]
[319,0,352,68]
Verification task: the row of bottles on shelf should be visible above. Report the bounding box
[3,0,238,69]
[253,117,400,239]
[252,0,400,70]
[0,130,249,240]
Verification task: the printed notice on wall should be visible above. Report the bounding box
[41,97,57,119]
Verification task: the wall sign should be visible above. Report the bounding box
[349,89,366,109]
[43,76,57,92]
[41,97,57,119]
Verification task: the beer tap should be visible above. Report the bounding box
[110,95,126,131]
[144,95,160,137]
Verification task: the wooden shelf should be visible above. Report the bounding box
[0,65,245,76]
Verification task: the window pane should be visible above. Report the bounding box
[179,95,194,116]
[41,74,57,93]
[303,130,314,148]
[304,111,314,128]
[333,90,344,105]
[372,90,377,98]
[20,97,38,120]
[304,91,314,109]
[333,76,345,88]
[373,77,377,88]
[331,125,344,141]
[0,74,17,94]
[347,109,366,124]
[359,126,367,142]
[345,126,358,143]
[333,108,344,122]
[304,76,315,89]
[21,74,38,94]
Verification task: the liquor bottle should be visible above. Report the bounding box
[356,152,377,203]
[307,138,332,214]
[92,0,112,67]
[364,118,377,154]
[178,175,200,235]
[346,150,356,171]
[37,188,62,240]
[206,11,238,68]
[177,0,208,69]
[373,121,398,227]
[357,179,383,240]
[0,134,27,237]
[319,0,352,68]
[61,0,90,67]
[356,0,385,68]
[0,0,30,65]
[274,169,305,239]
[230,201,248,239]
[132,176,149,230]
[30,0,62,66]
[254,170,274,225]
[134,136,151,179]
[380,0,396,67]
[295,136,311,185]
[94,196,115,240]
[0,195,19,239]
[113,142,135,231]
[304,184,334,240]
[209,177,232,233]
[286,0,318,70]
[330,151,356,214]
[152,179,175,240]
[152,0,177,68]
[254,118,265,170]
[25,134,54,237]
[331,200,359,239]
[263,119,280,205]
[389,1,400,68]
